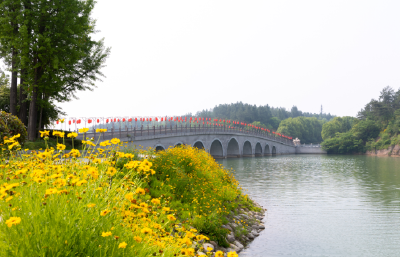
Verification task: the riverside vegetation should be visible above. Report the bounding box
[0,126,265,256]
[321,86,400,154]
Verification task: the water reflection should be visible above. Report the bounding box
[218,155,400,257]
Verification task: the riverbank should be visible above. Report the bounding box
[200,202,266,255]
[366,144,400,157]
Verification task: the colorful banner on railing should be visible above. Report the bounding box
[54,116,293,140]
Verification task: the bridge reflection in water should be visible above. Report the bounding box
[76,125,296,158]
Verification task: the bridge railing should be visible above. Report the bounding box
[300,143,322,147]
[76,124,294,146]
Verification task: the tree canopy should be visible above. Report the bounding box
[321,116,355,141]
[277,117,324,144]
[321,86,400,154]
[196,102,334,131]
[0,0,110,140]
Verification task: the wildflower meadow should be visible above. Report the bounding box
[0,129,254,256]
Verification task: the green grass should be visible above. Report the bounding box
[24,137,83,150]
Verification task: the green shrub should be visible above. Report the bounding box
[0,111,27,145]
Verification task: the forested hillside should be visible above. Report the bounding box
[276,117,324,144]
[321,86,400,153]
[195,102,333,131]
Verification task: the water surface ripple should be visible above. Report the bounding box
[218,155,400,257]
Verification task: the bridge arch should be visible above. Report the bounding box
[227,137,240,157]
[264,144,270,155]
[192,141,205,149]
[174,142,184,147]
[272,145,277,155]
[243,141,252,156]
[255,142,262,156]
[154,144,166,152]
[210,139,224,158]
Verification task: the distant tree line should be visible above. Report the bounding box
[321,86,400,153]
[194,102,334,131]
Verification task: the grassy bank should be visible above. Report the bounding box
[0,133,255,256]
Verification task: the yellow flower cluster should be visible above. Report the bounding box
[124,158,155,179]
[0,140,218,256]
[153,145,242,217]
[3,134,21,150]
[53,131,65,137]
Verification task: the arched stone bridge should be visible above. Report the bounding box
[77,126,295,158]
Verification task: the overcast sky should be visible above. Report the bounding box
[56,0,400,118]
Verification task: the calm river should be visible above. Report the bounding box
[218,155,400,257]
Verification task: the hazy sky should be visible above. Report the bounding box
[55,0,400,118]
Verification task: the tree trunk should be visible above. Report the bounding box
[28,81,38,141]
[10,48,18,116]
[37,101,43,138]
[18,69,28,126]
[37,93,45,138]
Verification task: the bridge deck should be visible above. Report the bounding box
[76,125,293,146]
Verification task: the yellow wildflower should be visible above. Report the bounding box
[151,198,160,205]
[76,179,87,186]
[215,251,225,257]
[96,128,107,133]
[184,248,195,256]
[134,236,142,243]
[53,131,65,137]
[167,214,176,221]
[39,130,50,137]
[87,168,99,179]
[124,153,134,159]
[53,178,67,187]
[67,132,78,138]
[110,138,120,144]
[57,144,66,150]
[227,252,238,257]
[86,141,96,147]
[135,187,145,195]
[101,231,112,237]
[118,242,127,248]
[10,134,20,140]
[106,167,117,176]
[8,142,19,150]
[79,128,89,133]
[33,178,47,184]
[125,192,134,201]
[87,203,96,208]
[141,227,152,235]
[70,149,80,157]
[45,188,58,195]
[180,237,191,246]
[5,217,21,227]
[99,140,111,147]
[100,209,111,216]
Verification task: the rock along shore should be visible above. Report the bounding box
[366,144,400,157]
[198,201,266,256]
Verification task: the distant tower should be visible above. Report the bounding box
[320,105,323,115]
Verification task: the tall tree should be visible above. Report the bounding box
[0,0,22,116]
[0,0,110,140]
